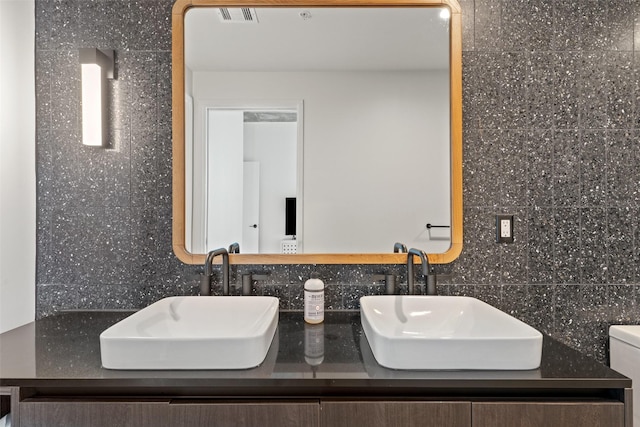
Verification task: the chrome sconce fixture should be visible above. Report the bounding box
[79,48,114,147]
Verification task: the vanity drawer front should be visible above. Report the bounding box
[19,399,170,427]
[321,401,471,427]
[169,401,319,427]
[472,402,625,427]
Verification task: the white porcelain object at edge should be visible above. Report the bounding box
[100,296,279,370]
[360,295,543,370]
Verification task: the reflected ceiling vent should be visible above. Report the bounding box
[244,111,297,123]
[217,8,259,24]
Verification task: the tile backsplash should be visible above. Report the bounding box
[36,0,640,364]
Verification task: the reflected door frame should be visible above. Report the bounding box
[188,99,305,254]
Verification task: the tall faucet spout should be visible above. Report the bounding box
[202,248,230,296]
[406,248,430,295]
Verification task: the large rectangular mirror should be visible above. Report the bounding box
[172,0,462,265]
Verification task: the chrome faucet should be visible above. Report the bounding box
[200,248,230,296]
[228,242,240,254]
[406,248,436,296]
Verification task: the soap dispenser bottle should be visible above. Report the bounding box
[304,272,324,324]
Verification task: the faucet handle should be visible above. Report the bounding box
[241,273,270,296]
[426,273,437,296]
[200,274,212,296]
[372,273,397,295]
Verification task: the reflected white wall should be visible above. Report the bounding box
[0,0,36,332]
[192,70,451,254]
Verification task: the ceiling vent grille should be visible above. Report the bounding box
[217,8,259,24]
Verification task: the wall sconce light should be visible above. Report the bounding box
[79,48,114,147]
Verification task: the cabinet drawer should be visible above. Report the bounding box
[321,401,471,427]
[169,401,319,427]
[472,402,625,427]
[19,400,170,427]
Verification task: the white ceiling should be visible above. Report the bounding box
[184,7,450,72]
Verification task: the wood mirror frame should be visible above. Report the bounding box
[172,0,462,265]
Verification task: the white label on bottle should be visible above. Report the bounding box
[304,290,324,319]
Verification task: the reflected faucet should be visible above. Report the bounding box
[406,248,436,296]
[393,242,408,253]
[201,248,230,296]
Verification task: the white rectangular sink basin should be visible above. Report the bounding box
[100,296,279,370]
[360,295,542,370]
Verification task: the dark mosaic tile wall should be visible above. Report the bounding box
[35,0,640,364]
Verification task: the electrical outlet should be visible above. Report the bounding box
[496,215,514,243]
[500,219,511,238]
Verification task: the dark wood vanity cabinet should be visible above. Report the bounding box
[14,399,628,427]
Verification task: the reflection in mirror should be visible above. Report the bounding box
[173,0,463,264]
[187,104,301,254]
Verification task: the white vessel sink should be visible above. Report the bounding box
[100,296,279,370]
[360,295,542,370]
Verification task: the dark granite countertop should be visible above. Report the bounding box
[0,311,630,398]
